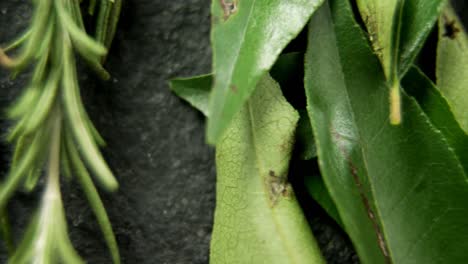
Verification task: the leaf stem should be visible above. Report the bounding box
[389,81,401,125]
[34,109,62,264]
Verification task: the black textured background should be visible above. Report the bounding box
[0,1,465,264]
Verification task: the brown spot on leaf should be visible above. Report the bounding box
[230,84,238,93]
[220,0,238,21]
[266,172,292,207]
[443,16,461,39]
[331,128,391,263]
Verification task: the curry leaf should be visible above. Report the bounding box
[170,72,317,161]
[355,0,399,79]
[305,1,468,264]
[357,0,444,76]
[207,0,324,144]
[295,110,317,160]
[211,74,324,263]
[436,4,468,133]
[170,74,212,117]
[356,0,444,124]
[402,66,468,173]
[304,168,342,227]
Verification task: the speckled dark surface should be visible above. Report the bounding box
[3,0,464,263]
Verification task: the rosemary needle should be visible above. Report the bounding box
[0,0,122,263]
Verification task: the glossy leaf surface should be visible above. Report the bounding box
[305,1,468,264]
[402,66,468,173]
[357,0,444,76]
[207,0,324,144]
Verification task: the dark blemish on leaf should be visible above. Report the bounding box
[280,140,291,153]
[230,84,238,93]
[332,129,392,263]
[220,0,238,21]
[443,15,460,39]
[266,171,292,207]
[211,15,221,25]
[348,162,391,263]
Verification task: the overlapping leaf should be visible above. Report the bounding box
[207,0,324,144]
[170,74,212,117]
[210,74,324,263]
[356,0,445,123]
[357,0,444,76]
[402,66,468,173]
[305,1,468,264]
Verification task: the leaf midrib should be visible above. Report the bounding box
[246,99,299,264]
[213,0,257,130]
[328,11,395,263]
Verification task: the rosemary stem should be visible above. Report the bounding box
[33,109,62,264]
[0,209,14,256]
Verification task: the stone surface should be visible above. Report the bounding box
[1,0,465,264]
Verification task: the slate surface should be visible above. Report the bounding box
[3,0,465,263]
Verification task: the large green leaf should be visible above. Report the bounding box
[211,74,324,264]
[436,4,468,133]
[207,0,324,144]
[171,74,316,161]
[356,0,444,124]
[356,0,399,79]
[305,1,468,264]
[357,0,444,76]
[402,66,468,173]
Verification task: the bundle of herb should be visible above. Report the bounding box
[171,0,468,263]
[0,0,121,263]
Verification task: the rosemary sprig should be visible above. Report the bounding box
[0,0,121,263]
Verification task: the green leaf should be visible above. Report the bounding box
[357,0,444,76]
[356,0,399,79]
[436,4,468,133]
[211,74,324,264]
[170,73,316,161]
[304,167,342,227]
[64,128,120,264]
[356,0,445,123]
[170,74,212,117]
[295,110,317,160]
[398,0,445,75]
[207,0,324,144]
[270,52,304,94]
[305,1,468,263]
[402,66,468,173]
